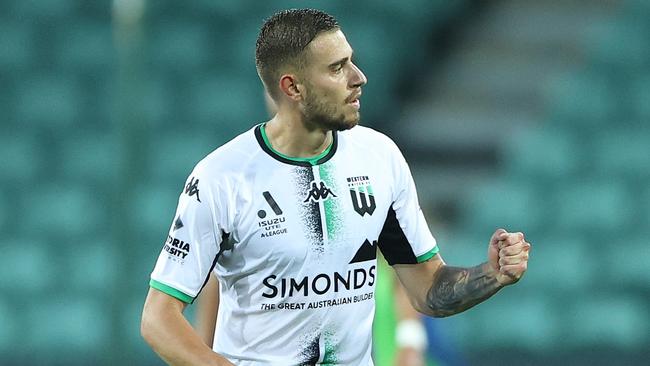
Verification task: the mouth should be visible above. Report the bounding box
[347,91,362,109]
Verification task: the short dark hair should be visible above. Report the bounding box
[255,9,339,100]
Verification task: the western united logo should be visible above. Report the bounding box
[347,176,376,216]
[257,191,288,238]
[304,181,337,203]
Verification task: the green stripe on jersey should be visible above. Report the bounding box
[319,163,343,241]
[149,279,194,303]
[260,123,333,166]
[322,330,339,364]
[416,246,440,263]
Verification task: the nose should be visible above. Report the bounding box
[349,62,367,88]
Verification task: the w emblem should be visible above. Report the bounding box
[350,186,376,217]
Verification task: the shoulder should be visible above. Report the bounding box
[343,125,397,145]
[193,125,261,178]
[340,125,404,158]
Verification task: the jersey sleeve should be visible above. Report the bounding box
[377,142,438,265]
[149,168,226,304]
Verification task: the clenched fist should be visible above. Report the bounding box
[488,228,531,286]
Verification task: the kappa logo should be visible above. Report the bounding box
[184,177,201,202]
[347,176,376,217]
[303,181,337,203]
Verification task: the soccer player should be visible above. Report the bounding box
[141,8,531,366]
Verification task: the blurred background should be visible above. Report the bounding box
[1,0,649,365]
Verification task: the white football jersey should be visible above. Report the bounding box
[150,123,438,365]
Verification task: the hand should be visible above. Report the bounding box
[488,228,531,286]
[394,347,425,366]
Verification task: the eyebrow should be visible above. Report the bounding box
[328,52,354,68]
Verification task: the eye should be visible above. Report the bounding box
[333,64,344,73]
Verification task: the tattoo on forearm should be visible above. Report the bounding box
[426,263,502,317]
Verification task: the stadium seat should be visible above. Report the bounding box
[59,132,119,184]
[564,296,649,348]
[630,76,650,121]
[16,75,82,127]
[138,76,178,127]
[0,193,6,231]
[127,181,182,239]
[25,297,110,353]
[0,131,42,183]
[434,231,488,266]
[543,72,617,127]
[460,178,548,235]
[20,183,106,238]
[604,236,650,287]
[592,129,650,179]
[0,300,15,352]
[522,235,596,292]
[147,130,225,182]
[185,74,266,133]
[149,22,212,71]
[584,19,650,72]
[65,240,118,292]
[0,20,34,70]
[552,180,632,235]
[55,21,114,72]
[641,187,650,233]
[467,291,559,351]
[502,126,582,181]
[0,237,52,292]
[9,0,77,19]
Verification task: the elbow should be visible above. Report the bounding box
[416,295,460,318]
[411,299,450,318]
[140,305,159,348]
[415,303,454,318]
[429,309,454,318]
[140,311,153,346]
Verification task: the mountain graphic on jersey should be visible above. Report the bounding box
[349,239,378,264]
[297,330,339,365]
[298,334,320,365]
[173,216,184,231]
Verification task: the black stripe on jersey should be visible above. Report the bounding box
[298,335,320,365]
[191,230,230,304]
[294,167,324,255]
[254,124,338,166]
[377,205,417,265]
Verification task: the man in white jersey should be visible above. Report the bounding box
[141,9,531,366]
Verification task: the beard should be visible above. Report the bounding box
[301,92,360,131]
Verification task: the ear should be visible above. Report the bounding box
[279,74,303,101]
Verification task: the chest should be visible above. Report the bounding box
[223,159,393,269]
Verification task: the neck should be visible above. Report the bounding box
[264,108,333,159]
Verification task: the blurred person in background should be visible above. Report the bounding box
[140,8,530,365]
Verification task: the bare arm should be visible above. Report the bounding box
[395,229,530,318]
[195,274,220,347]
[141,287,233,366]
